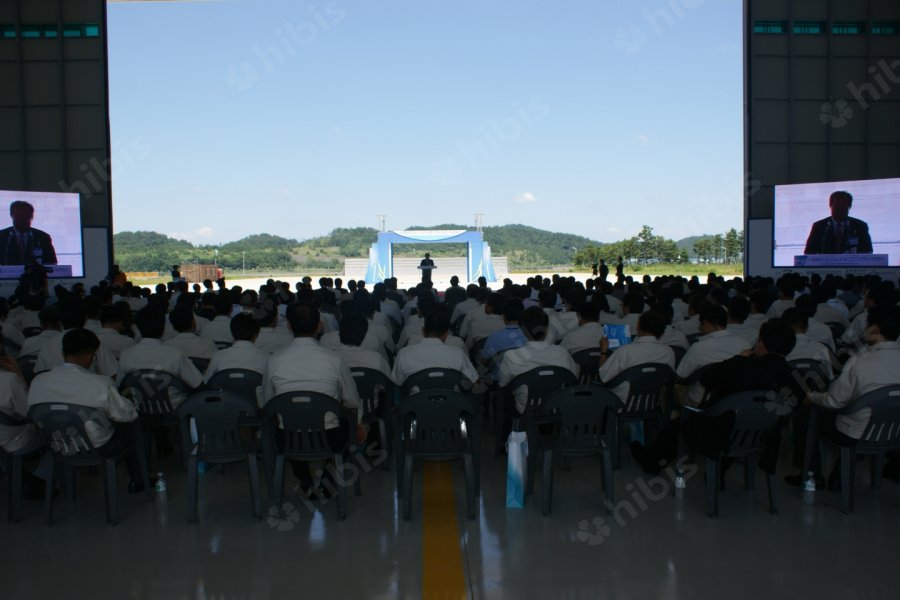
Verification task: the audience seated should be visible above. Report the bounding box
[164,306,218,360]
[598,311,676,403]
[203,313,267,382]
[392,306,478,388]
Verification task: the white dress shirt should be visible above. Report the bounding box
[255,327,293,355]
[1,321,25,350]
[675,315,700,337]
[659,326,690,350]
[806,317,836,352]
[497,341,579,413]
[392,338,478,386]
[334,344,393,381]
[35,329,119,378]
[767,299,794,319]
[199,315,235,344]
[0,372,36,453]
[467,314,505,346]
[451,298,478,324]
[262,337,360,429]
[405,333,467,352]
[116,338,203,407]
[676,330,751,405]
[397,315,424,349]
[204,340,268,382]
[320,329,389,361]
[599,336,676,403]
[94,327,137,359]
[816,303,849,328]
[459,304,486,340]
[164,332,218,359]
[786,333,832,372]
[840,311,869,346]
[28,363,138,448]
[810,342,900,439]
[560,322,605,354]
[18,329,61,358]
[726,323,759,347]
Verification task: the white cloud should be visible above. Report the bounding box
[169,226,215,244]
[608,226,620,233]
[514,192,537,204]
[275,186,291,196]
[636,133,650,144]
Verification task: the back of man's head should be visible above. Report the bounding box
[100,304,127,327]
[135,305,166,339]
[749,290,772,314]
[699,305,728,330]
[758,319,796,356]
[214,294,233,316]
[38,305,61,329]
[502,297,525,322]
[867,304,900,341]
[340,313,369,347]
[168,307,195,333]
[537,288,557,309]
[422,308,450,338]
[781,307,809,333]
[638,311,666,339]
[62,328,100,359]
[487,293,505,316]
[576,301,600,323]
[230,313,261,342]
[519,306,549,341]
[58,298,87,330]
[727,295,751,323]
[624,292,644,315]
[466,284,479,299]
[286,303,320,337]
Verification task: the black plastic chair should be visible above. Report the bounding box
[604,363,675,468]
[206,369,263,403]
[400,368,465,397]
[395,389,481,520]
[350,367,393,468]
[671,345,687,367]
[176,391,262,523]
[22,326,42,338]
[0,411,45,523]
[214,341,233,350]
[817,385,900,514]
[261,392,359,520]
[451,315,466,337]
[572,348,603,384]
[119,369,191,466]
[683,390,783,518]
[27,403,150,525]
[539,386,621,516]
[787,359,831,394]
[500,366,578,492]
[16,354,39,385]
[826,322,846,342]
[468,337,488,368]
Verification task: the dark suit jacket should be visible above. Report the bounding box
[0,227,58,266]
[803,217,873,255]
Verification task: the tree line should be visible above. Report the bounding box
[573,226,744,267]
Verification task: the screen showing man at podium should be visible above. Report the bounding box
[773,177,900,268]
[0,191,82,279]
[418,252,435,283]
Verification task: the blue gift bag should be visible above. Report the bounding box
[506,431,528,509]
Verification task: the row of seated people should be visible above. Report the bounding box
[0,270,898,503]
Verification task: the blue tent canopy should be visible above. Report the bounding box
[364,230,497,283]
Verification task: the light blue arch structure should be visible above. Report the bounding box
[365,230,497,283]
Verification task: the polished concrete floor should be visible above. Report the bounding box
[1,436,898,600]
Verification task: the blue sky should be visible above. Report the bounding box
[108,0,745,246]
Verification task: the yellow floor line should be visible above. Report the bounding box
[422,462,467,600]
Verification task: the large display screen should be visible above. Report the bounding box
[774,177,900,268]
[0,190,84,279]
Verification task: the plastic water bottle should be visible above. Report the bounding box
[802,471,816,505]
[198,461,207,475]
[675,472,686,490]
[154,472,167,494]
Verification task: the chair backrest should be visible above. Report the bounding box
[119,369,189,416]
[189,356,211,373]
[671,345,687,367]
[28,403,101,461]
[176,391,259,458]
[451,315,465,337]
[206,368,263,401]
[214,341,233,350]
[702,390,783,457]
[542,386,622,451]
[468,337,487,366]
[23,326,43,339]
[263,392,347,457]
[507,366,578,413]
[17,354,38,384]
[607,363,675,416]
[398,390,480,455]
[787,359,831,394]
[571,348,602,384]
[827,322,846,341]
[350,367,393,421]
[839,385,900,453]
[401,368,465,397]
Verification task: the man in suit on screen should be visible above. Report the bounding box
[0,201,58,266]
[803,191,873,255]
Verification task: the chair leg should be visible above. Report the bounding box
[541,449,553,516]
[706,458,720,518]
[132,424,153,501]
[602,447,615,508]
[463,454,476,520]
[612,420,621,470]
[402,455,414,520]
[849,448,857,513]
[744,455,758,491]
[840,446,852,514]
[105,459,118,526]
[63,464,76,508]
[525,434,536,497]
[247,455,262,521]
[187,454,199,524]
[273,455,285,512]
[335,454,348,520]
[765,472,778,515]
[353,453,363,498]
[379,420,390,471]
[8,455,22,524]
[872,453,885,491]
[44,457,55,526]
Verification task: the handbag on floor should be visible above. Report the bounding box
[505,431,528,509]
